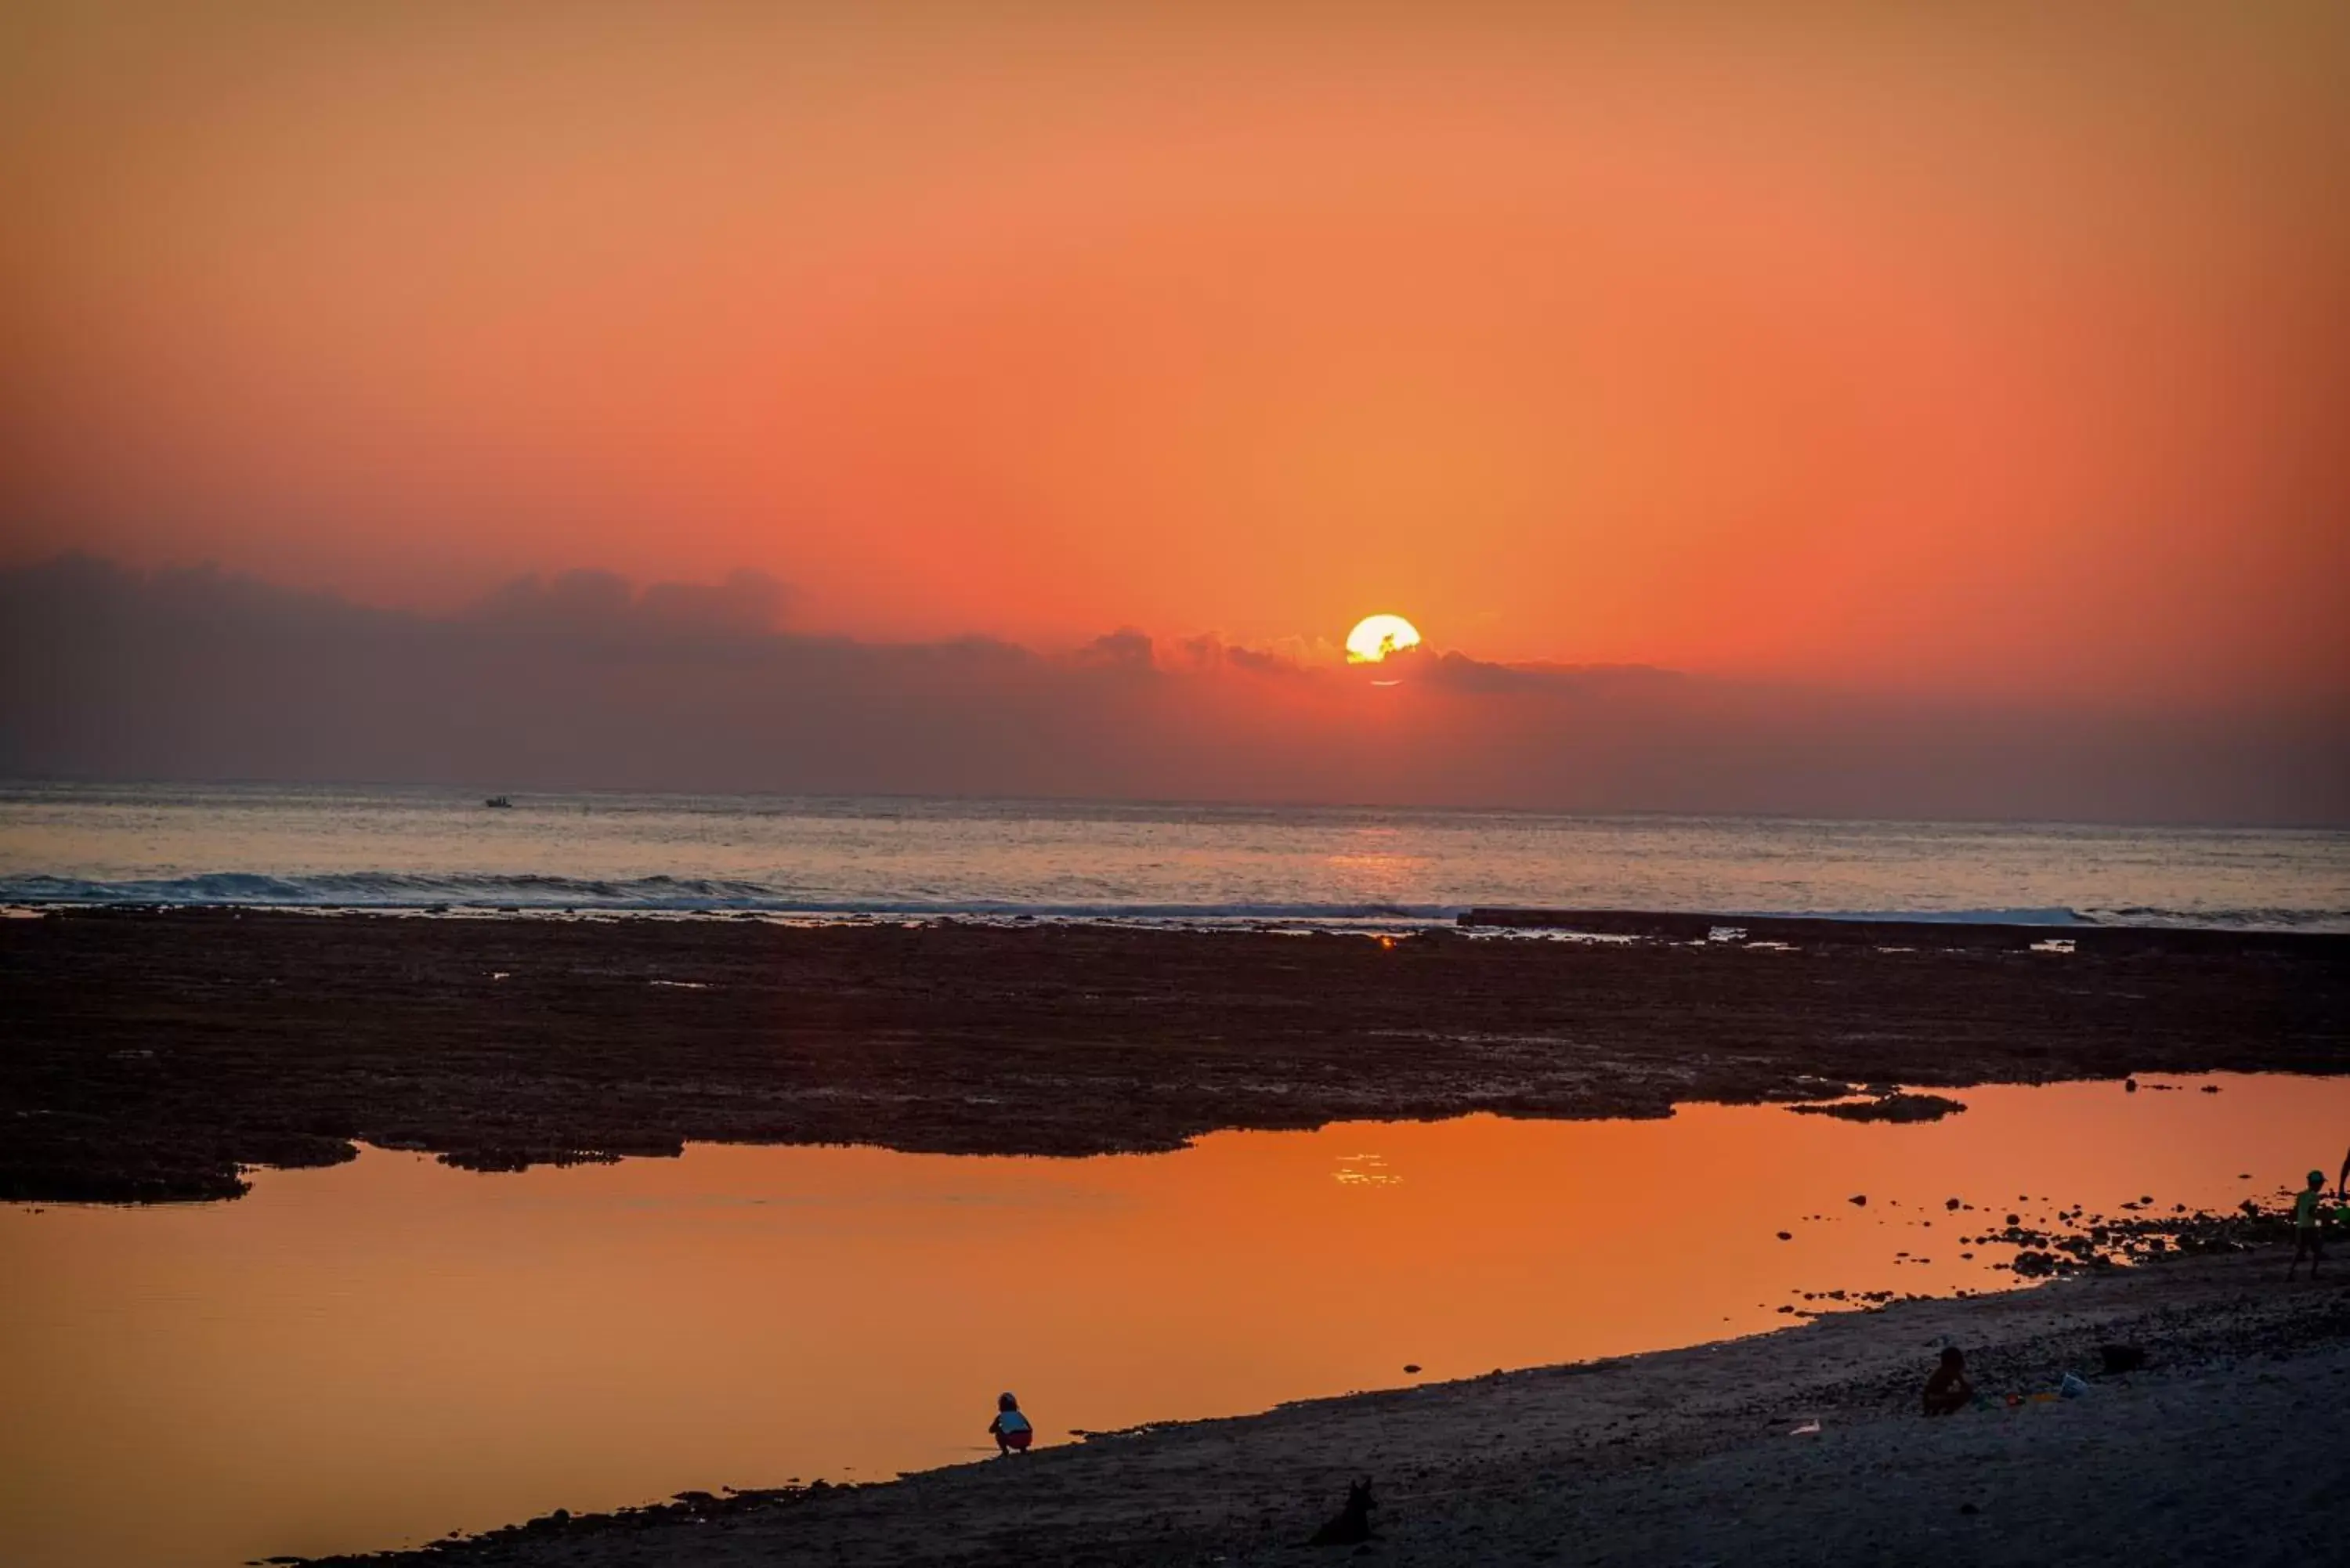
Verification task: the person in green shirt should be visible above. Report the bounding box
[2287,1169,2327,1280]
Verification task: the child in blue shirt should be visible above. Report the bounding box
[989,1392,1032,1455]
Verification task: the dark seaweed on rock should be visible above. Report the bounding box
[1788,1092,1969,1123]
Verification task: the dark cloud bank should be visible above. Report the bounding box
[2,556,2342,824]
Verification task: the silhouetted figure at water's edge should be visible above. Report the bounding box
[1922,1347,1974,1416]
[989,1391,1032,1456]
[2287,1171,2328,1280]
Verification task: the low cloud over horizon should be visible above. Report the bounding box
[2,556,2342,826]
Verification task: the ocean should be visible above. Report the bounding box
[2,782,2343,930]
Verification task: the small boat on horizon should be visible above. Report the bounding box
[484,795,514,809]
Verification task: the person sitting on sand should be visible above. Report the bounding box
[2288,1170,2328,1280]
[1922,1347,1973,1416]
[989,1391,1033,1455]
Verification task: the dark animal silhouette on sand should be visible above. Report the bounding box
[1308,1478,1377,1545]
[2098,1343,2147,1375]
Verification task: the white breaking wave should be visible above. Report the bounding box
[0,871,1459,923]
[4,872,2346,932]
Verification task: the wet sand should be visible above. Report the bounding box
[5,909,2345,1201]
[306,1244,2350,1566]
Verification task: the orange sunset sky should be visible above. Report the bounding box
[4,1,2347,711]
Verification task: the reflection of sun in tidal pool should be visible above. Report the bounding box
[1345,614,1421,667]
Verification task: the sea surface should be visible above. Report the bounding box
[2,782,2345,930]
[2,1075,2342,1568]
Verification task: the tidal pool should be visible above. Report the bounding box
[3,1073,2343,1568]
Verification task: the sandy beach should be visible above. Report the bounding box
[291,1244,2348,1566]
[5,909,2345,1201]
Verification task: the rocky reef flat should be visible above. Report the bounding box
[5,908,2344,1201]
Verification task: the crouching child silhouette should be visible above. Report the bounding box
[989,1392,1032,1455]
[1922,1347,1973,1416]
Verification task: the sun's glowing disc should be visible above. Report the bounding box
[1345,613,1423,664]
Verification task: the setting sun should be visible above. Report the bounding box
[1345,614,1423,664]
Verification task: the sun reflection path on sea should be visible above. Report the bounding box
[1322,823,1432,908]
